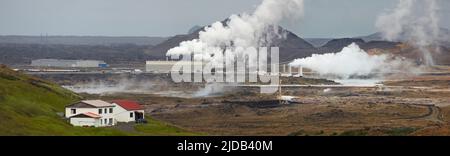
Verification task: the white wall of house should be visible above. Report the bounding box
[112,103,145,123]
[65,107,116,127]
[113,104,134,123]
[70,118,100,127]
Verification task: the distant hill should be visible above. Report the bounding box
[320,38,365,51]
[2,28,447,66]
[187,25,203,34]
[358,28,450,48]
[360,41,400,50]
[317,37,450,65]
[146,33,201,60]
[304,38,333,47]
[0,36,168,46]
[316,38,400,54]
[0,44,153,65]
[358,32,384,42]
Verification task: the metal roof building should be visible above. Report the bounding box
[145,61,204,73]
[31,59,108,68]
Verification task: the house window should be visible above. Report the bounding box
[98,109,102,114]
[109,118,113,125]
[130,112,134,118]
[104,108,107,114]
[109,108,113,114]
[71,109,76,114]
[100,119,103,125]
[104,119,107,125]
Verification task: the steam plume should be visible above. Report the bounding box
[166,0,304,63]
[289,43,418,79]
[376,0,441,66]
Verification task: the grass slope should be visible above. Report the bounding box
[0,65,197,136]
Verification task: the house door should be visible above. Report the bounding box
[135,112,144,120]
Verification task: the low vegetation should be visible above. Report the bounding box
[135,116,200,136]
[339,127,418,136]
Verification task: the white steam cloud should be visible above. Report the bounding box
[376,0,441,66]
[193,83,227,97]
[166,0,304,62]
[62,79,156,95]
[289,43,418,79]
[62,79,223,98]
[165,0,304,96]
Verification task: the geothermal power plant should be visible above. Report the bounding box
[2,0,450,137]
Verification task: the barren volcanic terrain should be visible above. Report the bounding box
[50,66,450,136]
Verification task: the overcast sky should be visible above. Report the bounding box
[0,0,449,38]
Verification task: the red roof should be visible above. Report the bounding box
[112,100,143,111]
[70,112,101,118]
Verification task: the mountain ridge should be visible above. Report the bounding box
[0,35,168,46]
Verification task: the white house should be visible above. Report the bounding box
[111,100,145,123]
[65,100,116,127]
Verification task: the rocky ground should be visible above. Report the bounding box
[43,66,450,136]
[81,82,449,135]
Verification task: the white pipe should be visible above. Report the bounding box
[288,65,292,74]
[299,66,303,77]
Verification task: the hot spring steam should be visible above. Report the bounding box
[376,0,443,66]
[166,0,304,64]
[289,43,420,80]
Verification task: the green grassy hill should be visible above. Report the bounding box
[0,65,197,136]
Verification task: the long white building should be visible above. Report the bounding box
[31,59,108,68]
[145,60,204,73]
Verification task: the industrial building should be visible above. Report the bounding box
[145,61,204,73]
[145,61,305,77]
[31,59,108,68]
[281,64,304,77]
